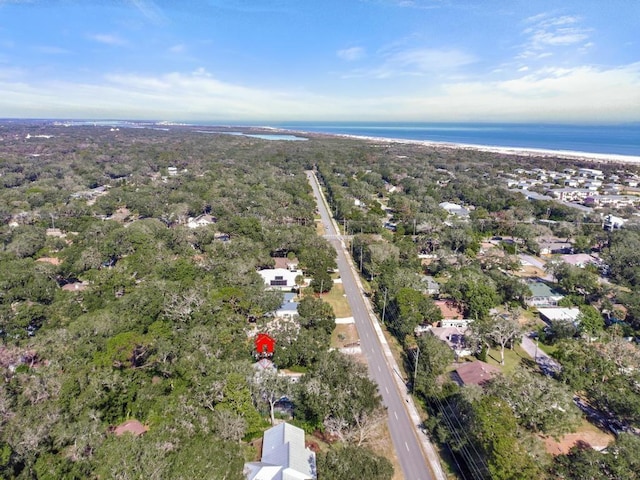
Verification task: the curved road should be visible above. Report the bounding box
[306,171,443,480]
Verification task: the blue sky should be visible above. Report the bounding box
[0,0,639,122]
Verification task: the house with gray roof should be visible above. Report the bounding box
[273,293,299,319]
[244,422,316,480]
[420,275,440,296]
[439,201,470,218]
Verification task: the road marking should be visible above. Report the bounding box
[394,411,398,419]
[377,365,381,372]
[405,442,410,452]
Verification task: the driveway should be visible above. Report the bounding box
[519,254,554,281]
[521,333,561,375]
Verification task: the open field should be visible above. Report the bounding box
[331,323,359,349]
[320,283,352,318]
[542,419,614,455]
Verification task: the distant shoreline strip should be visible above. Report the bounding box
[274,128,640,165]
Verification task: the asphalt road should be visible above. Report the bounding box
[306,171,439,480]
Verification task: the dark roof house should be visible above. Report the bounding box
[452,361,500,387]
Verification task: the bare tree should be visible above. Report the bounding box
[323,405,386,447]
[250,369,292,426]
[212,409,247,443]
[488,311,522,365]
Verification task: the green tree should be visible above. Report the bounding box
[297,351,382,432]
[470,396,541,480]
[444,269,499,319]
[577,304,605,338]
[485,369,581,435]
[318,445,393,480]
[388,287,432,341]
[250,369,293,426]
[216,372,265,440]
[310,269,333,294]
[413,333,454,398]
[298,296,335,334]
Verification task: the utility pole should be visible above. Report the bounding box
[381,289,388,323]
[359,245,363,272]
[413,345,420,390]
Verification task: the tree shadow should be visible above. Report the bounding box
[487,353,500,364]
[519,357,539,371]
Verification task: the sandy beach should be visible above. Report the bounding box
[312,132,640,165]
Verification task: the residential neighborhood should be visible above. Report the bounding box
[1,122,639,480]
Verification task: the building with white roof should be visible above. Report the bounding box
[538,307,581,326]
[244,422,316,480]
[259,268,303,290]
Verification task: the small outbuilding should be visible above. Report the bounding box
[113,419,148,437]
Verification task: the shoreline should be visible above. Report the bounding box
[266,127,640,165]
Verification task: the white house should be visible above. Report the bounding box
[578,168,604,179]
[259,268,303,290]
[244,422,316,480]
[439,201,470,218]
[538,307,581,326]
[603,214,626,231]
[440,319,473,328]
[187,214,216,229]
[429,326,473,357]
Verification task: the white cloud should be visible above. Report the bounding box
[421,63,640,122]
[519,13,591,59]
[343,46,476,79]
[337,47,365,61]
[389,47,475,71]
[0,63,638,123]
[127,0,167,25]
[169,44,186,54]
[0,68,331,120]
[88,33,127,47]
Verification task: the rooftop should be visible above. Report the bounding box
[453,361,500,387]
[527,281,561,298]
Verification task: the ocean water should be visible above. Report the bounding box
[267,122,640,157]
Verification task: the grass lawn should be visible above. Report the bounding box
[319,283,352,318]
[483,344,530,375]
[537,341,558,357]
